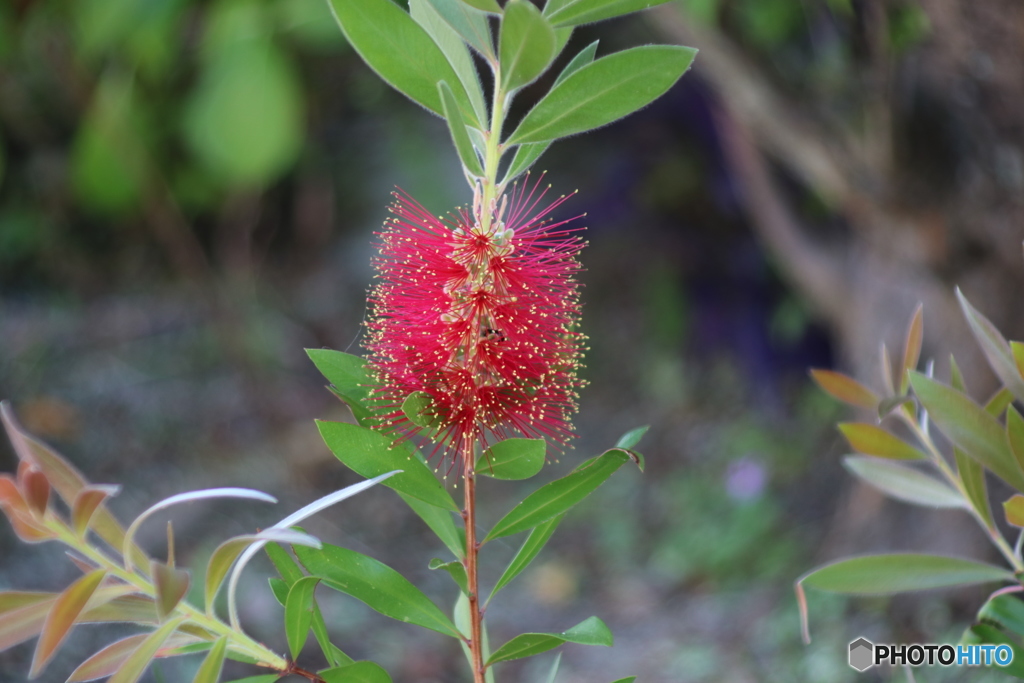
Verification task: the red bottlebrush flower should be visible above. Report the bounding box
[365,176,586,470]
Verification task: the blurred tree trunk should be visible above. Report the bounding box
[650,1,1024,392]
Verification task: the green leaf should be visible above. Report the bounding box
[307,349,376,426]
[1014,341,1024,380]
[402,390,439,430]
[979,594,1024,638]
[269,577,289,606]
[429,558,469,594]
[485,449,629,542]
[439,82,485,177]
[321,661,393,683]
[423,0,495,60]
[490,514,564,600]
[486,616,612,664]
[398,492,465,559]
[208,535,268,611]
[462,0,501,12]
[285,577,321,660]
[192,636,227,683]
[1008,406,1024,474]
[327,0,481,128]
[312,602,352,668]
[183,41,303,187]
[962,623,1024,678]
[31,569,107,677]
[544,654,562,683]
[318,421,458,511]
[614,424,649,451]
[910,372,1024,492]
[985,387,1014,418]
[108,615,187,683]
[842,456,965,509]
[409,0,488,126]
[957,288,1024,404]
[1005,495,1024,528]
[507,45,696,145]
[837,423,926,460]
[956,447,993,528]
[296,543,461,638]
[810,369,879,410]
[500,0,557,92]
[477,438,546,480]
[609,678,637,683]
[266,541,305,585]
[545,0,675,27]
[151,561,191,620]
[501,142,551,187]
[800,554,1013,595]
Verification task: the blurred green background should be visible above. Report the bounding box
[3,0,1024,680]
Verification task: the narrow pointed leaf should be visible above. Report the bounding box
[978,594,1024,638]
[429,558,469,594]
[31,569,107,677]
[286,577,321,660]
[108,615,187,683]
[910,372,1024,491]
[318,421,457,511]
[68,634,148,682]
[956,447,993,528]
[327,0,481,127]
[321,661,394,683]
[837,423,926,460]
[22,469,49,516]
[398,492,465,559]
[490,514,564,600]
[295,543,460,638]
[81,594,160,625]
[899,303,923,394]
[810,370,879,409]
[485,449,629,542]
[609,678,637,683]
[306,349,376,425]
[124,487,276,571]
[615,424,649,450]
[1005,495,1024,528]
[72,485,121,537]
[151,561,190,620]
[1014,341,1024,379]
[800,554,1013,595]
[957,288,1024,403]
[312,603,352,668]
[843,456,965,508]
[1008,406,1024,473]
[439,82,485,176]
[555,40,599,87]
[2,404,138,561]
[477,438,546,480]
[462,0,501,11]
[226,477,392,630]
[191,636,227,683]
[409,0,488,127]
[880,343,895,395]
[507,45,696,145]
[502,143,551,186]
[0,594,56,652]
[500,0,557,92]
[545,0,674,26]
[207,536,261,613]
[486,616,612,665]
[265,541,305,585]
[544,653,562,683]
[424,0,494,60]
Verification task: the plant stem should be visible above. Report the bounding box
[463,444,486,683]
[901,412,1024,573]
[48,518,288,671]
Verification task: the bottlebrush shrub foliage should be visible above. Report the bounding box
[800,283,1024,678]
[0,1,695,681]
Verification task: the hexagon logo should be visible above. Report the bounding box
[849,637,874,672]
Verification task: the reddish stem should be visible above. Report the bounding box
[463,446,486,683]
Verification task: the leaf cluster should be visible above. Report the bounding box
[800,281,1024,676]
